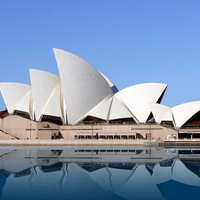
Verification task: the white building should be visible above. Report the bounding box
[0,48,200,139]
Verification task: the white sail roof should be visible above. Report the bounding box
[89,96,113,120]
[172,101,200,129]
[30,69,62,121]
[54,48,114,125]
[0,82,31,115]
[109,95,133,120]
[148,103,173,123]
[115,83,168,123]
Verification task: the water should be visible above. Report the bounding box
[0,145,200,200]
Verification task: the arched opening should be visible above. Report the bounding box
[109,117,136,125]
[182,111,200,128]
[78,116,106,125]
[41,115,63,125]
[161,121,174,128]
[179,111,200,139]
[14,110,31,119]
[146,112,155,123]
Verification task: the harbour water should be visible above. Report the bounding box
[0,145,200,200]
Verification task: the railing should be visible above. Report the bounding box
[160,123,175,130]
[0,129,20,140]
[77,122,160,126]
[180,126,200,129]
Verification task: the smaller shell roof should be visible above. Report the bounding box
[30,69,62,121]
[115,83,168,122]
[172,101,200,129]
[148,103,173,123]
[0,82,31,114]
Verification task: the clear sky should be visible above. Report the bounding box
[0,0,200,111]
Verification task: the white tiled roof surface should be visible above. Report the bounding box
[148,103,173,123]
[172,101,200,129]
[54,48,114,125]
[0,82,31,114]
[30,69,62,121]
[115,83,168,122]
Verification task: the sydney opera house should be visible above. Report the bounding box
[0,48,200,141]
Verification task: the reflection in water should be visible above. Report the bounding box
[0,146,200,199]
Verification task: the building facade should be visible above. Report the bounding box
[0,49,200,140]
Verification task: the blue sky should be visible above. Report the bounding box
[0,0,200,110]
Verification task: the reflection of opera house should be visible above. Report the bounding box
[1,146,200,199]
[0,48,200,140]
